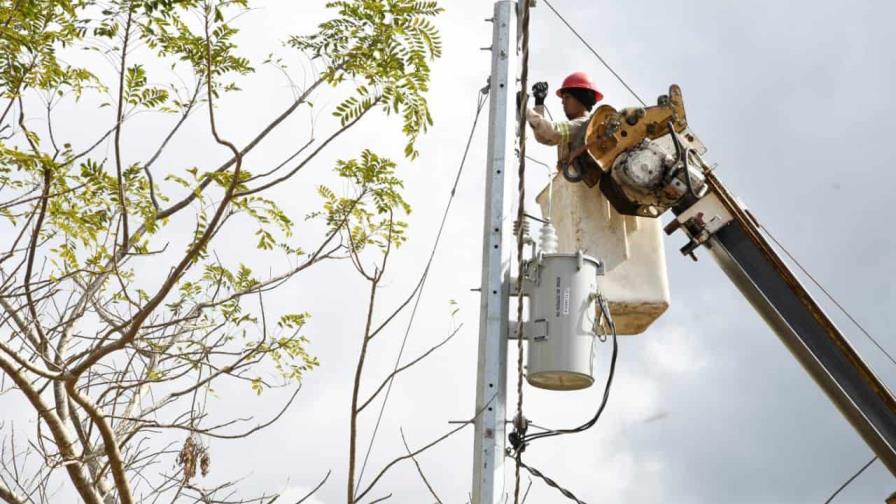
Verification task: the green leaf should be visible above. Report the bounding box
[250,377,264,395]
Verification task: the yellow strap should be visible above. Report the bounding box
[558,122,569,144]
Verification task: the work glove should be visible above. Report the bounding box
[532,81,549,106]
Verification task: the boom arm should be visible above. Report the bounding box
[669,171,896,477]
[582,85,896,477]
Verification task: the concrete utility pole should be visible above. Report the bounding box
[471,2,518,503]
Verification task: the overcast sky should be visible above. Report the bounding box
[5,1,896,503]
[220,1,896,502]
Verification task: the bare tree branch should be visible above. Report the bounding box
[155,76,326,220]
[117,386,302,440]
[18,99,51,356]
[347,274,382,502]
[358,325,461,413]
[113,8,134,254]
[0,354,102,504]
[354,408,487,504]
[141,81,203,211]
[288,470,330,504]
[400,428,442,504]
[237,100,379,198]
[0,480,26,504]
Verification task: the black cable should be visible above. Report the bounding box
[521,296,618,444]
[516,458,589,504]
[531,5,892,500]
[514,1,534,502]
[524,155,550,171]
[667,122,700,200]
[542,0,646,107]
[823,456,877,504]
[759,224,896,370]
[523,213,547,225]
[353,89,489,494]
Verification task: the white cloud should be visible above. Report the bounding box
[276,485,330,504]
[644,323,708,375]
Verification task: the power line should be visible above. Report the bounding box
[759,223,896,370]
[541,0,647,107]
[353,88,489,495]
[522,5,890,504]
[523,155,551,172]
[511,2,629,499]
[513,0,534,501]
[520,295,618,444]
[517,458,588,504]
[824,456,877,503]
[545,0,896,377]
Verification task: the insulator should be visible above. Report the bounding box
[539,222,558,254]
[513,218,530,240]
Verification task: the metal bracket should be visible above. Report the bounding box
[531,319,548,341]
[664,191,735,259]
[507,319,548,341]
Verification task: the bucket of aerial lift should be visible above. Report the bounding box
[524,251,601,391]
[536,174,670,334]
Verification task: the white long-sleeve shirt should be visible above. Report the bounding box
[526,105,590,168]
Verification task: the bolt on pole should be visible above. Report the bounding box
[471,1,518,503]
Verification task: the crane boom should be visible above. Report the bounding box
[576,84,896,477]
[668,171,896,476]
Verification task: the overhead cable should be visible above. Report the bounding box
[541,0,647,107]
[759,223,896,370]
[823,456,877,503]
[353,88,489,495]
[521,295,618,444]
[516,457,589,504]
[513,0,534,501]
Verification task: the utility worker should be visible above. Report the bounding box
[526,71,603,184]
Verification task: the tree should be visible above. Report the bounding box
[0,1,443,502]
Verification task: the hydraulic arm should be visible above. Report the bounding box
[578,85,896,477]
[671,172,896,476]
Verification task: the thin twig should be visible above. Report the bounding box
[293,470,330,504]
[358,325,462,413]
[354,396,495,502]
[400,428,442,504]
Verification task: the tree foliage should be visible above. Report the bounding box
[0,1,442,502]
[292,0,444,158]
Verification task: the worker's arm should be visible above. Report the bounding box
[527,105,570,146]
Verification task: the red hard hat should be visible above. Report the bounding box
[556,72,604,102]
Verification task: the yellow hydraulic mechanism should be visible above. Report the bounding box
[584,84,688,170]
[568,84,707,218]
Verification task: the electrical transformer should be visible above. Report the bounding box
[522,250,604,390]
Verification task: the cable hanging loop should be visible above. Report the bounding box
[512,0,533,503]
[521,295,618,445]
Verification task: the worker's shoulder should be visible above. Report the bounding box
[569,115,590,128]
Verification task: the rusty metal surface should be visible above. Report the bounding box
[605,300,669,335]
[702,171,896,477]
[706,171,896,412]
[584,84,688,171]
